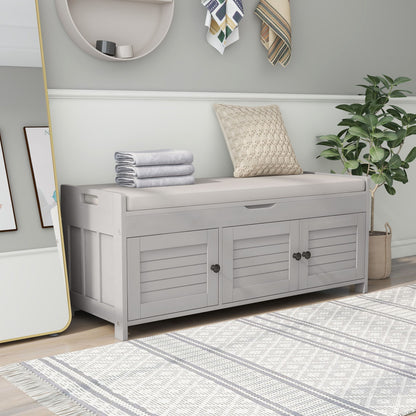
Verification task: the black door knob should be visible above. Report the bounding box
[292,252,301,261]
[211,264,221,273]
[302,251,312,260]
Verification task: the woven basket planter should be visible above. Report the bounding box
[368,223,392,280]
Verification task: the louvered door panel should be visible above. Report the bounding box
[127,229,219,320]
[299,214,366,289]
[223,221,299,303]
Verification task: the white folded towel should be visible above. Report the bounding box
[114,150,193,166]
[115,175,195,188]
[115,164,194,178]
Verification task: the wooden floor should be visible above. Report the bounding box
[1,256,416,416]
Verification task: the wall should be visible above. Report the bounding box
[38,0,416,93]
[0,67,54,252]
[38,0,416,259]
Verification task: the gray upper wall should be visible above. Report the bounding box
[38,0,416,94]
[0,67,54,252]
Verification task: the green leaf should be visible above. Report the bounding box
[384,132,398,141]
[369,146,385,162]
[338,118,356,127]
[372,132,386,139]
[385,184,396,195]
[352,103,365,114]
[318,135,342,146]
[383,172,393,187]
[371,173,385,184]
[377,116,394,126]
[384,122,401,131]
[317,141,336,147]
[388,137,405,148]
[379,77,390,89]
[318,149,340,159]
[396,129,407,140]
[351,165,363,175]
[390,105,406,114]
[406,113,416,122]
[394,76,411,85]
[389,154,402,169]
[390,90,407,98]
[383,74,394,84]
[393,170,408,184]
[377,96,389,105]
[368,115,378,129]
[349,126,368,138]
[405,147,416,163]
[406,126,416,136]
[344,160,359,170]
[386,108,402,119]
[366,75,381,85]
[352,115,368,125]
[336,104,354,113]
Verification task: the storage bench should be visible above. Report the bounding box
[61,173,370,340]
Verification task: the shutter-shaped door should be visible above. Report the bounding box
[127,229,219,320]
[223,221,299,303]
[299,214,366,289]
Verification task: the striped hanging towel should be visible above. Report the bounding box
[254,0,291,67]
[202,0,244,54]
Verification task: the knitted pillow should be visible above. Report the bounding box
[214,104,303,177]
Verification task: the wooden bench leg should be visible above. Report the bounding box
[115,321,128,341]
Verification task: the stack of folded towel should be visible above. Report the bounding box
[114,150,195,188]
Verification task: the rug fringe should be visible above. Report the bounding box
[0,363,96,416]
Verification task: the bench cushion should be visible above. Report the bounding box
[82,174,366,211]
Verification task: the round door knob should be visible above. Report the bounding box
[302,251,312,260]
[292,252,301,261]
[211,264,221,273]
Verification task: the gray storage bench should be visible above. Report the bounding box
[61,173,370,340]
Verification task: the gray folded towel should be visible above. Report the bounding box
[114,150,193,166]
[115,175,195,188]
[115,164,194,178]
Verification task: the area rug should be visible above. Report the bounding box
[1,284,416,416]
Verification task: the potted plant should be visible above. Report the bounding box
[317,75,416,279]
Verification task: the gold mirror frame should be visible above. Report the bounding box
[0,0,71,343]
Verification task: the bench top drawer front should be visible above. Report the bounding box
[125,192,368,237]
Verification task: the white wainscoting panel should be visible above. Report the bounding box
[0,247,70,341]
[48,90,416,258]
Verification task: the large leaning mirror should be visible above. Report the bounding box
[0,0,71,342]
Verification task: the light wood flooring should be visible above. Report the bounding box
[1,256,416,416]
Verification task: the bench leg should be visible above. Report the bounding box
[355,282,368,294]
[115,320,128,341]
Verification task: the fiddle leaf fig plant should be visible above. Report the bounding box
[317,75,416,233]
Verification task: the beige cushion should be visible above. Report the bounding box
[214,104,303,177]
[80,174,366,211]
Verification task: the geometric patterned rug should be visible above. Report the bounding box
[1,284,416,416]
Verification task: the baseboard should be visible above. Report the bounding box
[392,238,416,259]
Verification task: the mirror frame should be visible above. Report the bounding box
[0,0,72,343]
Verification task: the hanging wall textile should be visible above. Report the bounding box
[255,0,291,66]
[202,0,244,54]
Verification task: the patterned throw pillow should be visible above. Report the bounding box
[214,104,303,177]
